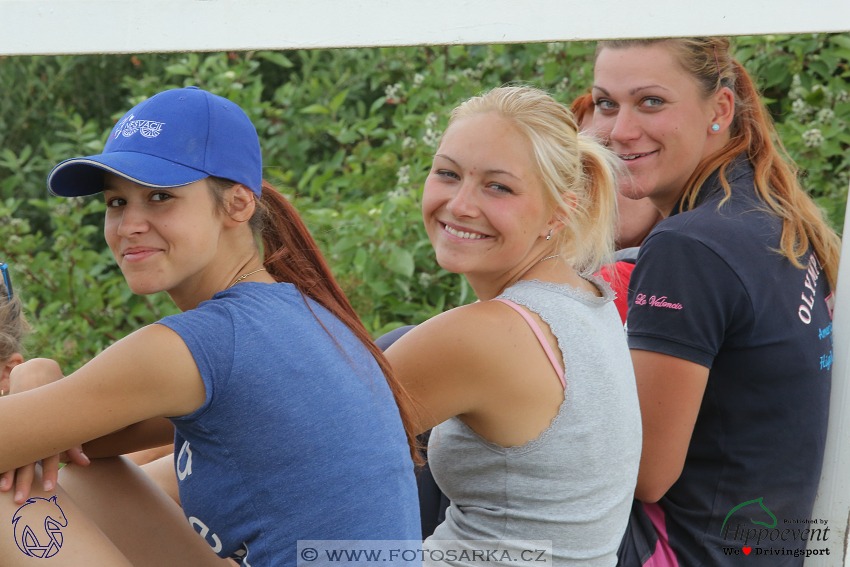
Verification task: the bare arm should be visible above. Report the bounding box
[385,301,567,449]
[384,308,486,434]
[83,417,175,459]
[631,349,709,502]
[0,324,205,474]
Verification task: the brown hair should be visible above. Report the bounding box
[595,37,841,288]
[447,86,622,273]
[0,282,29,362]
[208,178,421,464]
[569,91,595,131]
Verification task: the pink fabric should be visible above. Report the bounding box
[641,502,680,567]
[492,298,566,389]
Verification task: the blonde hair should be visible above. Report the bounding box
[447,86,622,273]
[0,283,28,361]
[596,38,842,289]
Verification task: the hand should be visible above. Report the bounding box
[0,359,90,503]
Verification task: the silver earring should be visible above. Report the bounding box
[711,124,720,132]
[546,230,552,241]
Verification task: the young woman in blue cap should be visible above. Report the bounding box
[0,87,421,566]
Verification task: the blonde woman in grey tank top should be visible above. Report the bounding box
[384,86,641,566]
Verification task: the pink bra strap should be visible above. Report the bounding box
[492,298,566,389]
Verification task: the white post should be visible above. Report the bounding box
[805,187,850,567]
[1,0,849,55]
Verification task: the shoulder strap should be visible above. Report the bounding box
[492,298,566,390]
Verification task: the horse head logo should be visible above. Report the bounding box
[720,496,777,536]
[12,495,68,558]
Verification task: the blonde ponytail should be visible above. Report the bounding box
[568,133,620,273]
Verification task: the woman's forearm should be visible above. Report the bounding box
[83,417,174,459]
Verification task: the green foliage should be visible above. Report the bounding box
[732,34,850,228]
[0,36,847,369]
[0,196,179,369]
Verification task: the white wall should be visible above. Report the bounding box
[0,0,848,55]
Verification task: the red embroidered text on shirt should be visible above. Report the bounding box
[634,293,683,310]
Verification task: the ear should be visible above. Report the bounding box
[709,86,735,134]
[222,184,257,226]
[0,352,23,394]
[541,200,573,240]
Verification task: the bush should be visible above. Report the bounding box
[0,36,847,369]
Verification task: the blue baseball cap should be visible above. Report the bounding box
[47,87,262,197]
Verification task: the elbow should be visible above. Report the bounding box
[634,466,682,503]
[634,483,667,504]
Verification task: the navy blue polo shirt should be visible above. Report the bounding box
[627,157,832,566]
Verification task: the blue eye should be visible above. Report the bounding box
[436,169,460,180]
[642,97,665,108]
[489,183,513,195]
[594,98,616,112]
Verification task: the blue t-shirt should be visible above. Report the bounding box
[159,282,421,566]
[627,158,832,566]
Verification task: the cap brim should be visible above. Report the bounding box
[48,152,209,197]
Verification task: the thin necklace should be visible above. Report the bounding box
[228,268,266,289]
[538,254,561,263]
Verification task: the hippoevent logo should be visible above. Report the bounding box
[720,497,830,558]
[12,495,68,558]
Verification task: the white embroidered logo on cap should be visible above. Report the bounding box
[112,114,165,139]
[138,121,165,137]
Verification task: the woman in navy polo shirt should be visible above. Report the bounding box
[592,38,840,566]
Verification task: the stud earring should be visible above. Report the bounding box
[711,124,720,132]
[546,229,552,241]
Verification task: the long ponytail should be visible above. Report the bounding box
[684,57,841,289]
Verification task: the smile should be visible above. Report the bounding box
[441,223,488,240]
[618,151,657,161]
[122,248,162,262]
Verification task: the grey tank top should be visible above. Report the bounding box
[424,278,641,566]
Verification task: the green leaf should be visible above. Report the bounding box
[299,104,330,115]
[329,90,349,115]
[544,60,560,84]
[256,51,294,68]
[369,97,386,115]
[387,246,415,278]
[830,35,850,50]
[164,64,193,76]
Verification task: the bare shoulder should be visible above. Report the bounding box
[384,301,549,433]
[76,323,207,418]
[387,300,521,366]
